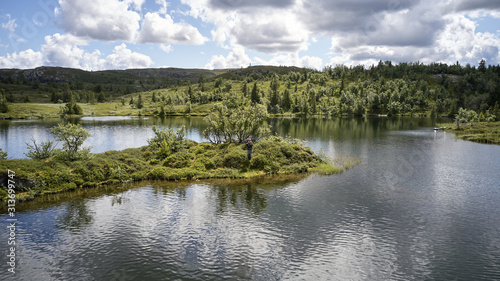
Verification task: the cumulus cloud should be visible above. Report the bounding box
[298,0,416,34]
[254,53,323,70]
[138,12,207,44]
[58,0,141,41]
[0,49,43,69]
[452,0,500,12]
[184,0,309,54]
[329,13,500,67]
[42,33,87,68]
[104,43,153,69]
[160,44,173,53]
[0,32,153,70]
[204,46,251,69]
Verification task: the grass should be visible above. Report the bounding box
[440,121,500,145]
[0,139,359,202]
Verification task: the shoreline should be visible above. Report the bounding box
[440,121,500,145]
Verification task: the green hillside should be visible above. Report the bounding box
[1,62,499,120]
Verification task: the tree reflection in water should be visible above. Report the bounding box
[214,183,268,215]
[56,199,94,231]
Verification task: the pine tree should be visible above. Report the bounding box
[283,89,291,111]
[251,82,260,104]
[136,94,143,109]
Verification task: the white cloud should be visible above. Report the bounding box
[138,12,207,44]
[58,0,141,41]
[329,13,500,67]
[183,0,309,54]
[433,14,500,65]
[41,33,87,68]
[0,49,43,69]
[204,46,251,69]
[1,14,17,33]
[155,0,169,14]
[1,32,153,70]
[103,43,153,69]
[160,44,173,53]
[254,53,323,70]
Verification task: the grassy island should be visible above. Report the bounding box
[0,138,358,201]
[0,104,359,202]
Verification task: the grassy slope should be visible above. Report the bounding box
[0,139,357,201]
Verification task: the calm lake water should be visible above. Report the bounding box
[1,116,500,281]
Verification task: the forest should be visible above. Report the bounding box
[0,60,499,120]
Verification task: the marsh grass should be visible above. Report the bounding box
[441,121,500,145]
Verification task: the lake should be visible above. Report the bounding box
[1,116,500,280]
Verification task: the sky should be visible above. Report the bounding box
[0,0,499,70]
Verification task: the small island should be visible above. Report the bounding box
[0,103,358,201]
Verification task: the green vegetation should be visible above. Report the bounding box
[0,123,355,202]
[436,107,500,144]
[203,103,271,143]
[0,148,7,159]
[442,121,500,145]
[0,62,499,120]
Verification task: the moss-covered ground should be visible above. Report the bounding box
[0,139,358,202]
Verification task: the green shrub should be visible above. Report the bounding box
[250,154,271,170]
[211,168,240,178]
[164,151,194,168]
[0,148,7,159]
[222,148,247,169]
[281,163,310,174]
[193,154,217,170]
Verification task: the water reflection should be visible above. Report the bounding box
[1,116,451,159]
[214,184,268,215]
[1,118,500,281]
[55,199,94,232]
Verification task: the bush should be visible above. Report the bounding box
[0,148,7,159]
[193,154,217,170]
[222,147,247,169]
[148,125,188,158]
[164,151,194,168]
[25,139,57,159]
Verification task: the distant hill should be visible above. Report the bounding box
[0,65,307,103]
[0,66,223,102]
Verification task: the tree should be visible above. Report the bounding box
[251,82,260,104]
[456,107,478,123]
[50,123,91,160]
[241,83,248,97]
[282,88,291,112]
[0,89,8,113]
[203,103,271,144]
[136,93,144,109]
[61,92,83,116]
[478,59,486,73]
